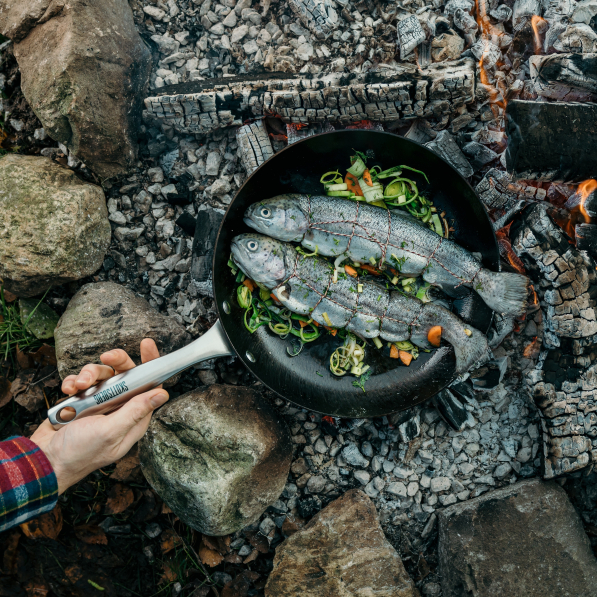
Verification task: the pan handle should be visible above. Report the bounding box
[47,320,234,429]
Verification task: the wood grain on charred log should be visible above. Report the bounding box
[143,59,476,137]
[512,204,597,478]
[505,99,597,183]
[530,53,597,102]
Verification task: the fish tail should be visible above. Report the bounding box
[442,321,490,374]
[420,304,490,373]
[473,269,529,317]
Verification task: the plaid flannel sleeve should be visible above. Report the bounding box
[0,436,58,532]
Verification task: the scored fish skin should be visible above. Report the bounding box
[244,194,530,317]
[231,233,489,374]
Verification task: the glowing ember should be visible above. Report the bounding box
[530,16,547,54]
[523,336,541,359]
[345,120,376,130]
[496,222,527,274]
[577,179,597,223]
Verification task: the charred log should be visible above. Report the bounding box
[530,53,597,102]
[475,168,546,230]
[236,120,274,174]
[144,59,476,137]
[576,223,597,258]
[505,100,597,183]
[512,204,597,479]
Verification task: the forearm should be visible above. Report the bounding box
[0,436,58,532]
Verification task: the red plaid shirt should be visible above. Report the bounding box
[0,436,58,532]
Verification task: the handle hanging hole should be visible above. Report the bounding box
[57,406,77,423]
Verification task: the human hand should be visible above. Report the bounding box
[31,339,169,494]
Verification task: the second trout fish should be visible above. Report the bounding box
[231,233,489,374]
[244,194,529,317]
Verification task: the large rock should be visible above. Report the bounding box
[265,489,417,597]
[438,478,597,597]
[54,282,190,379]
[1,0,151,180]
[139,384,292,536]
[0,155,110,298]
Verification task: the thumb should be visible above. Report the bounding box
[107,388,169,437]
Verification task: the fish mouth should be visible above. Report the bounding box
[243,216,255,229]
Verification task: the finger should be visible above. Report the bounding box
[70,364,116,392]
[100,349,136,374]
[61,375,79,396]
[140,338,160,364]
[105,388,169,442]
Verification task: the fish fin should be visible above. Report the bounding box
[473,269,529,317]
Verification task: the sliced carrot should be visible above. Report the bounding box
[311,320,320,327]
[389,267,400,277]
[271,293,281,303]
[324,326,338,336]
[344,265,358,278]
[427,325,442,347]
[299,320,309,328]
[362,169,373,187]
[390,344,399,359]
[399,350,413,366]
[345,173,364,197]
[361,264,381,276]
[242,278,256,292]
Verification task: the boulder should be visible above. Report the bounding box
[1,0,151,180]
[265,489,417,597]
[438,478,597,597]
[139,385,292,536]
[0,155,110,298]
[54,282,190,379]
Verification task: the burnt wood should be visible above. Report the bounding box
[505,100,597,183]
[210,130,498,418]
[576,223,597,258]
[530,53,597,102]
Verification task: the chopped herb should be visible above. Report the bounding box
[316,371,324,377]
[352,369,372,393]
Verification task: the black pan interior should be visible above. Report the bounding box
[213,130,498,418]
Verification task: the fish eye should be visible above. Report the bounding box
[260,207,271,218]
[247,240,259,251]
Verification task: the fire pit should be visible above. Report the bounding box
[5,0,597,593]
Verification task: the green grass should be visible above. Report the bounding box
[0,286,46,374]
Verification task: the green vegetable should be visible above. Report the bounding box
[352,368,372,393]
[237,285,252,309]
[326,183,348,191]
[327,190,353,197]
[348,155,367,178]
[320,170,342,184]
[431,213,444,236]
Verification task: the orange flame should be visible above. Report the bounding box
[531,16,547,54]
[345,120,376,130]
[577,179,597,223]
[523,336,541,359]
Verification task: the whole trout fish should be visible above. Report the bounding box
[244,195,529,317]
[231,233,489,374]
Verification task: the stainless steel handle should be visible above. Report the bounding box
[47,320,234,429]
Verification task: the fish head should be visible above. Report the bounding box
[231,234,289,289]
[244,196,308,242]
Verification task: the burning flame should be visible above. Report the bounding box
[549,179,596,242]
[523,336,541,359]
[577,179,597,223]
[531,16,547,54]
[496,222,527,274]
